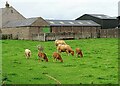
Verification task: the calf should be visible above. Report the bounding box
[25,49,31,59]
[76,48,83,57]
[53,52,63,62]
[38,51,48,62]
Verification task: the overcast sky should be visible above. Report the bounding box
[0,0,119,20]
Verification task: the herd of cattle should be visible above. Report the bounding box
[24,40,83,62]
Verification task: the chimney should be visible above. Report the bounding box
[5,1,10,8]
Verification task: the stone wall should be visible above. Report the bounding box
[1,27,29,40]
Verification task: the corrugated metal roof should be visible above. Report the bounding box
[46,20,100,26]
[3,18,38,28]
[87,14,116,19]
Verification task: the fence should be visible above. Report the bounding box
[1,28,119,40]
[32,32,76,41]
[0,33,1,40]
[32,28,119,41]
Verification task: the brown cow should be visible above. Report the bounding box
[76,48,83,57]
[57,44,74,56]
[53,52,63,62]
[38,51,48,62]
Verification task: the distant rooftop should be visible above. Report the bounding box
[86,14,116,19]
[46,20,100,26]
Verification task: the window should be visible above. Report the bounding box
[69,22,74,24]
[59,21,64,24]
[42,27,50,33]
[78,22,83,24]
[87,22,92,24]
[97,16,102,18]
[11,10,13,13]
[49,21,54,24]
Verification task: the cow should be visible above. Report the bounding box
[53,52,63,62]
[55,40,67,47]
[25,49,31,59]
[38,51,48,62]
[57,44,74,56]
[76,48,83,57]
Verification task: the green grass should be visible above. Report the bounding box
[2,38,118,84]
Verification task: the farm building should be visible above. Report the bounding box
[0,2,118,40]
[31,20,101,41]
[47,20,101,37]
[0,2,49,40]
[46,20,101,33]
[0,2,102,40]
[76,14,118,29]
[39,20,101,40]
[2,17,49,40]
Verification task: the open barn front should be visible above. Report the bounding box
[42,27,51,33]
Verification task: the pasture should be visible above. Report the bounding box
[2,38,118,84]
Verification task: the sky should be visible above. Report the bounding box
[0,0,119,20]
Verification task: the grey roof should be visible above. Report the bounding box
[87,14,116,19]
[3,18,38,28]
[46,20,101,26]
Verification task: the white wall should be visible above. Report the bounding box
[118,1,120,16]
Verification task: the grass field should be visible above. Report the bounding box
[2,38,118,84]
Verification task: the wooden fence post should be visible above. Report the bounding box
[0,33,1,40]
[44,33,46,41]
[38,34,39,41]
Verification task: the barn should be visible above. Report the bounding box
[46,20,101,38]
[76,14,118,29]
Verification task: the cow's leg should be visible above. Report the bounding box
[76,53,78,57]
[66,50,69,56]
[53,57,55,62]
[38,58,40,62]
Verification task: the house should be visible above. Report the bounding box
[76,14,118,29]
